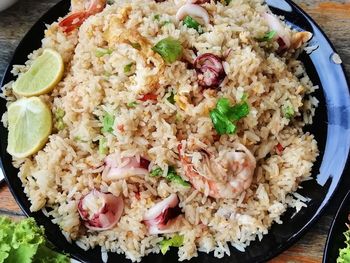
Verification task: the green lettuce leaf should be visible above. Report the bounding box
[0,216,69,263]
[337,230,350,263]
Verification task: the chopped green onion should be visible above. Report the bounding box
[153,14,160,20]
[95,48,112,58]
[54,108,65,131]
[240,93,248,101]
[167,92,175,104]
[257,30,277,42]
[166,167,190,187]
[127,101,138,108]
[73,136,81,142]
[107,0,114,4]
[124,63,135,74]
[104,72,112,77]
[210,98,250,135]
[101,112,114,133]
[161,20,172,27]
[150,166,190,186]
[159,234,184,255]
[99,137,108,154]
[183,16,203,33]
[152,37,183,64]
[175,113,182,122]
[54,108,65,119]
[56,120,65,131]
[130,42,141,50]
[150,167,163,177]
[282,103,294,119]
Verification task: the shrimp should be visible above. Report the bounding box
[59,0,106,33]
[179,141,256,199]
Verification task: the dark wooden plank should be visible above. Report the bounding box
[0,184,24,216]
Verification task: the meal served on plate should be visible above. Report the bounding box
[1,0,319,261]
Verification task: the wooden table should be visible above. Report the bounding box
[0,0,349,262]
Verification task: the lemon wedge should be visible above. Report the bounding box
[13,48,64,97]
[7,97,52,159]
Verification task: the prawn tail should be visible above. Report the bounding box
[58,11,89,33]
[88,0,107,14]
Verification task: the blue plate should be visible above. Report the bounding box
[1,0,350,262]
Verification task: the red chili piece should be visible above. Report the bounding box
[194,53,226,88]
[139,93,158,102]
[276,143,284,155]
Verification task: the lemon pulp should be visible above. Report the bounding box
[13,48,64,97]
[7,97,52,158]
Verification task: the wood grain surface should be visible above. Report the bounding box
[0,0,349,262]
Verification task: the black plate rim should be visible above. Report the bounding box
[1,0,350,262]
[266,0,350,259]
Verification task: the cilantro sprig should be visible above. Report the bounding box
[210,98,249,135]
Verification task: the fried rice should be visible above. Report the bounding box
[1,0,319,261]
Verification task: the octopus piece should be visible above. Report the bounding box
[263,13,291,51]
[143,194,182,235]
[103,153,150,181]
[176,3,210,24]
[78,189,124,231]
[179,141,256,199]
[194,53,226,88]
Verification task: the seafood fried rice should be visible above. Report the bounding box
[1,0,319,261]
